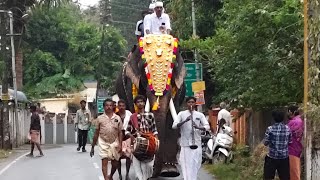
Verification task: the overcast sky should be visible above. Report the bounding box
[77,0,99,8]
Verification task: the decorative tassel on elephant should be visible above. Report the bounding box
[115,34,186,177]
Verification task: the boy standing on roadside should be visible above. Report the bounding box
[263,110,291,180]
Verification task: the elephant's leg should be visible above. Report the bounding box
[152,109,166,177]
[159,113,180,177]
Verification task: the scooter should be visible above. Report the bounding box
[201,130,212,164]
[202,125,234,164]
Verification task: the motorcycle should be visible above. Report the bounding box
[202,125,234,164]
[201,130,212,164]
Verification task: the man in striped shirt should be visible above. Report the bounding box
[125,95,158,180]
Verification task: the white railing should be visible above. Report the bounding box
[10,110,76,146]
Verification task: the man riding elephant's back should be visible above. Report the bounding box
[144,1,171,35]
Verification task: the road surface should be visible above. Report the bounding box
[0,145,214,180]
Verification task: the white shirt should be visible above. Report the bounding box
[217,108,232,127]
[144,12,171,35]
[135,20,143,36]
[75,108,92,130]
[172,110,210,147]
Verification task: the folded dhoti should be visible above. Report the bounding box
[30,130,40,144]
[98,137,120,160]
[122,138,132,158]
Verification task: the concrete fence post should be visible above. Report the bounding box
[40,114,45,144]
[53,114,56,144]
[64,114,67,144]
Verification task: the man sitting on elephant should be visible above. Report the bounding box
[135,10,151,41]
[144,1,171,35]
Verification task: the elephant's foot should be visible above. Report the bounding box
[159,162,180,177]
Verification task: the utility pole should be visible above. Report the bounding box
[102,0,112,25]
[96,0,113,113]
[191,0,203,112]
[0,10,12,150]
[303,0,312,178]
[8,11,19,148]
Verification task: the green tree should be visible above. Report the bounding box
[110,0,147,48]
[23,3,97,98]
[23,2,126,98]
[95,26,127,91]
[179,0,303,109]
[24,50,62,85]
[166,0,222,40]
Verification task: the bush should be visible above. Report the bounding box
[205,143,276,180]
[0,150,11,159]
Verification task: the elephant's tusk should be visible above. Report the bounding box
[169,98,178,122]
[145,98,151,112]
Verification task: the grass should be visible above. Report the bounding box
[204,144,272,180]
[205,163,242,180]
[0,150,11,159]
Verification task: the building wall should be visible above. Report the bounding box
[39,98,72,114]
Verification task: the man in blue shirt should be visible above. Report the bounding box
[263,110,291,180]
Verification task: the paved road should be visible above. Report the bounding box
[0,145,214,180]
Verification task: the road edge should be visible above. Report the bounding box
[0,152,29,176]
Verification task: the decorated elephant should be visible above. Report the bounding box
[115,34,186,177]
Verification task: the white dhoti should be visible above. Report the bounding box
[98,137,120,160]
[179,146,202,180]
[132,155,154,180]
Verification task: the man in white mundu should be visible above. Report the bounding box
[172,97,210,180]
[144,1,171,35]
[116,99,133,180]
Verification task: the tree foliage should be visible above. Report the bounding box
[166,0,222,40]
[23,2,126,98]
[96,26,127,90]
[169,0,303,109]
[110,0,148,48]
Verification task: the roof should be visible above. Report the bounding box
[0,85,28,102]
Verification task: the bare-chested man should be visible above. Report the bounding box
[116,99,132,180]
[90,99,123,180]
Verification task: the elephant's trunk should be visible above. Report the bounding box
[147,91,180,176]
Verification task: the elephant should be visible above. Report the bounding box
[115,35,186,177]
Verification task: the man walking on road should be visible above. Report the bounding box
[172,96,210,180]
[27,105,44,157]
[75,100,91,152]
[90,99,123,180]
[116,99,132,180]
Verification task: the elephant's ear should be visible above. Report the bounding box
[125,45,142,88]
[173,52,186,89]
[125,62,140,88]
